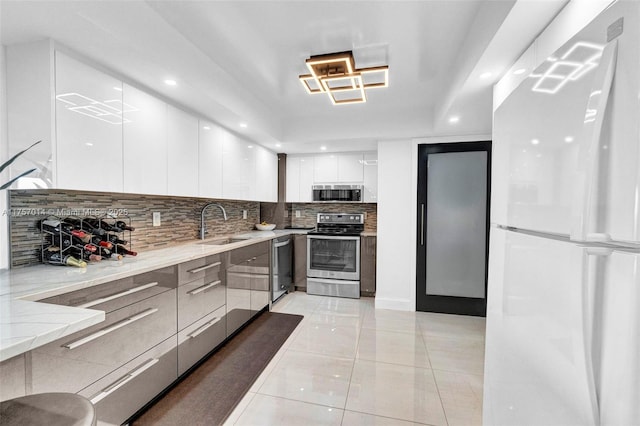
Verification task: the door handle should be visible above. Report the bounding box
[187,317,222,339]
[187,280,221,295]
[90,358,159,404]
[420,204,425,246]
[188,261,221,274]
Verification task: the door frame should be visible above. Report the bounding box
[416,141,491,316]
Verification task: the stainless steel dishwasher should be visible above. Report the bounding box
[272,235,292,302]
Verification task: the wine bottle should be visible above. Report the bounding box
[64,217,106,236]
[115,245,137,256]
[83,218,118,234]
[51,235,98,253]
[66,246,102,262]
[103,234,128,246]
[115,221,135,231]
[40,219,88,239]
[43,247,86,267]
[90,235,113,249]
[100,248,123,261]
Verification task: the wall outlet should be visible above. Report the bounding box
[242,210,247,219]
[152,212,161,227]
[295,210,301,218]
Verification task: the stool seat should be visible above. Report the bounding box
[0,392,96,426]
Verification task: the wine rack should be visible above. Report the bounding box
[40,214,135,267]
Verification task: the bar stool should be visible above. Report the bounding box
[0,392,96,426]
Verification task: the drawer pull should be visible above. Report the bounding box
[63,308,159,350]
[188,261,222,274]
[90,358,160,404]
[187,280,221,296]
[188,317,221,339]
[77,282,160,309]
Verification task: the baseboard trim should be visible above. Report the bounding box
[374,297,414,311]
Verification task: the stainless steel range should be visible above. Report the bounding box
[307,213,364,299]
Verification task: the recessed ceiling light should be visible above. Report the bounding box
[85,142,93,147]
[203,126,211,130]
[513,68,526,75]
[247,145,253,149]
[320,146,327,151]
[448,116,460,124]
[113,86,122,92]
[275,143,282,148]
[564,136,574,143]
[239,122,248,128]
[531,139,540,145]
[480,72,492,79]
[164,79,177,86]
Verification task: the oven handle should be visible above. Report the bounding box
[307,235,361,241]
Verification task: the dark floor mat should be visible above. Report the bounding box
[131,312,304,426]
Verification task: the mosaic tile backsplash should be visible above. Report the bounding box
[8,189,377,268]
[9,190,259,268]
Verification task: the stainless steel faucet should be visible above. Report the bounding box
[200,203,228,239]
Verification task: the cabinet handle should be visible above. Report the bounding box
[77,282,159,309]
[187,280,221,295]
[274,240,290,248]
[188,317,221,339]
[90,358,160,404]
[188,261,222,274]
[63,308,159,350]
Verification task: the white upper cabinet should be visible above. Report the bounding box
[337,153,363,182]
[362,152,378,203]
[198,121,224,199]
[55,52,124,192]
[313,154,339,183]
[286,155,314,202]
[223,134,256,200]
[122,84,168,195]
[167,105,199,197]
[255,145,277,202]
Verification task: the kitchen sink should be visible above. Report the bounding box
[199,237,249,246]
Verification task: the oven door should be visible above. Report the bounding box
[307,235,360,281]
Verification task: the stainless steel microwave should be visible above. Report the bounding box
[312,184,363,202]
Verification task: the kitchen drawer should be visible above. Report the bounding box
[178,253,223,285]
[78,336,177,425]
[229,241,269,266]
[177,305,226,376]
[38,265,177,313]
[31,289,177,394]
[177,273,225,331]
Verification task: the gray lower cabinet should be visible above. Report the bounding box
[227,241,270,336]
[31,285,177,394]
[77,336,177,425]
[176,254,227,376]
[177,305,226,375]
[293,234,307,291]
[360,235,376,296]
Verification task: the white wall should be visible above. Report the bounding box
[494,0,614,110]
[0,1,8,270]
[376,134,491,311]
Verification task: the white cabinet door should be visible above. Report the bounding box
[167,106,199,197]
[198,121,223,199]
[55,52,124,192]
[313,154,338,183]
[298,156,315,202]
[222,135,255,200]
[122,84,167,195]
[363,152,378,203]
[286,155,301,202]
[255,145,277,202]
[337,153,363,182]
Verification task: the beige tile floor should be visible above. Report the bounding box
[224,292,485,426]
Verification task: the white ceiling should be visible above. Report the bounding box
[0,0,568,154]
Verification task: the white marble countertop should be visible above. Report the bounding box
[0,229,308,362]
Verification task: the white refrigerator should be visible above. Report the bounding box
[484,1,640,425]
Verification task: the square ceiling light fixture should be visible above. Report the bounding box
[299,51,388,105]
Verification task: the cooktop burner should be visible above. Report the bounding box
[309,212,365,236]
